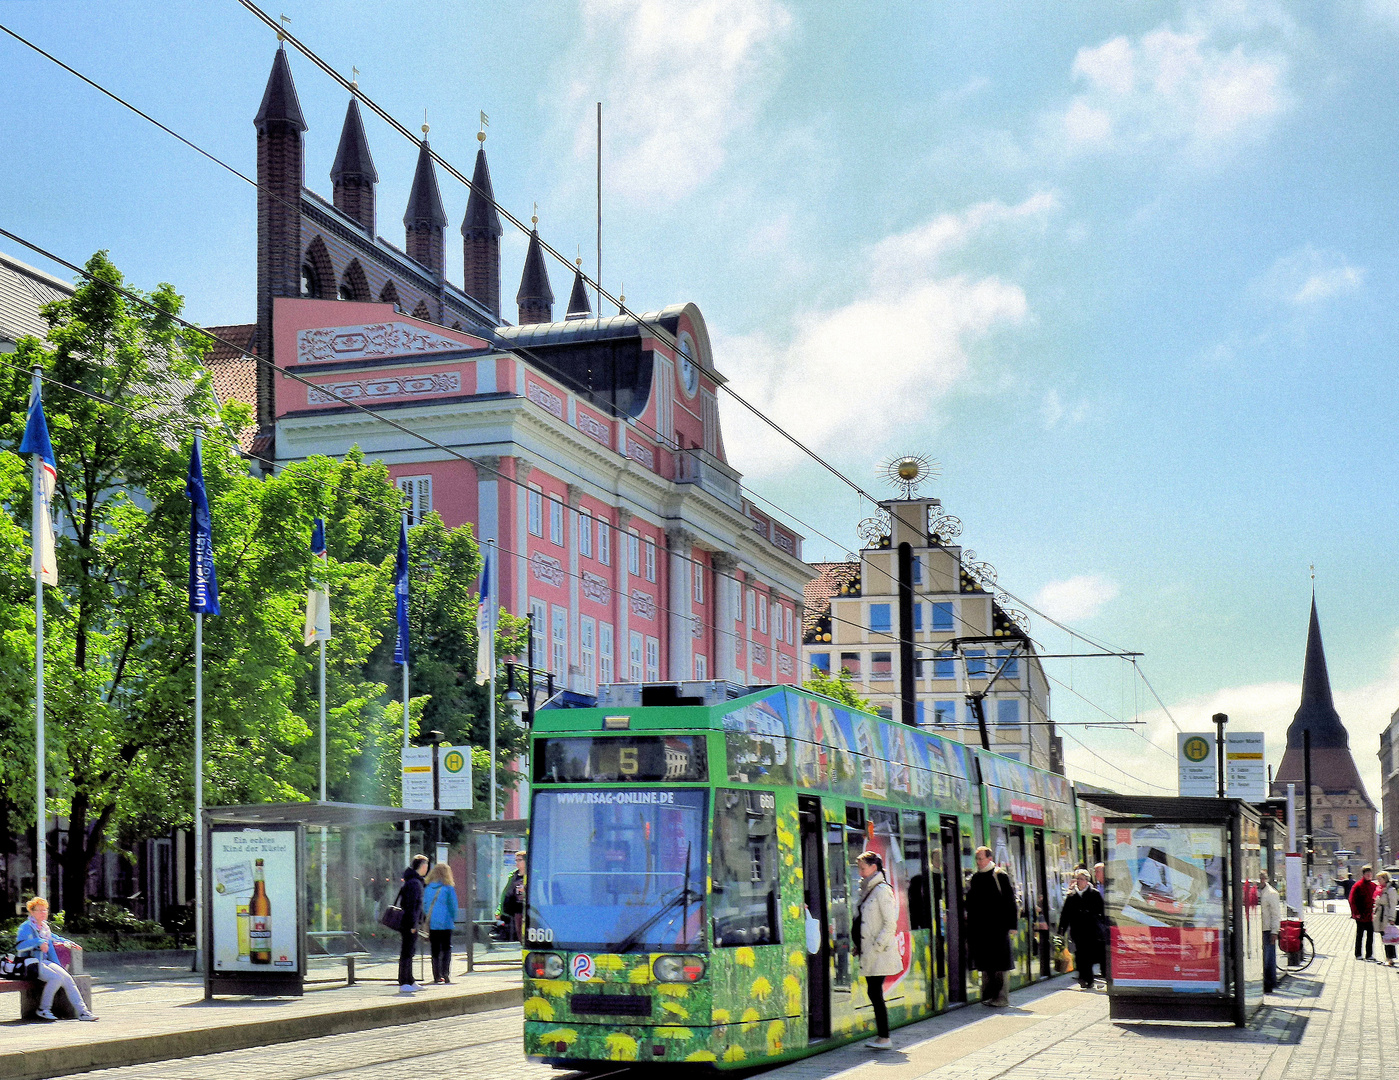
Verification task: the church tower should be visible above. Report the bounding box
[1272,595,1377,872]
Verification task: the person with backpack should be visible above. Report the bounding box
[966,846,1017,1007]
[422,862,460,984]
[854,851,899,1050]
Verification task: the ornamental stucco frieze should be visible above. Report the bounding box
[297,322,473,363]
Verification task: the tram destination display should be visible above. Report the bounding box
[1107,823,1226,992]
[534,735,707,783]
[210,827,299,971]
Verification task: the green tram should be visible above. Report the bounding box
[521,684,1095,1068]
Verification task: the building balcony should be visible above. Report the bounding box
[676,447,743,510]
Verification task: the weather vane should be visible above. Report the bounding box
[478,111,489,143]
[880,453,939,500]
[277,13,291,40]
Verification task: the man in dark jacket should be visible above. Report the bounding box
[398,854,429,992]
[965,846,1018,1007]
[1058,869,1106,988]
[1350,865,1379,961]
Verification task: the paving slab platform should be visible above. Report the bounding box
[0,955,523,1080]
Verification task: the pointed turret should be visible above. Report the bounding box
[566,262,591,320]
[254,45,306,435]
[331,98,377,233]
[517,227,554,325]
[403,136,447,277]
[1273,593,1372,804]
[461,140,502,318]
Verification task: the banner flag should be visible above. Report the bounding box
[186,438,220,616]
[303,517,331,646]
[475,552,492,685]
[19,391,58,586]
[393,516,409,664]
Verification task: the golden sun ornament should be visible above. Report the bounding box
[880,454,939,499]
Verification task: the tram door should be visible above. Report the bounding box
[798,796,831,1041]
[1032,829,1051,978]
[938,817,965,1003]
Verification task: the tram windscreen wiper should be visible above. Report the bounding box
[611,843,699,953]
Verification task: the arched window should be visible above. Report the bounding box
[338,282,355,300]
[412,299,432,321]
[379,280,402,312]
[301,263,320,298]
[303,236,334,301]
[339,259,370,303]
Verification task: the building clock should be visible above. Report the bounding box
[678,332,699,397]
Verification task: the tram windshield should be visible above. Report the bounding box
[529,789,707,953]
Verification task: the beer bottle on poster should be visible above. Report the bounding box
[249,858,272,964]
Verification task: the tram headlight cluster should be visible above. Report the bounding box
[526,952,565,979]
[652,955,706,982]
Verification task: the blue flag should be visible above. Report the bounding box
[475,551,492,685]
[19,391,58,586]
[186,438,220,616]
[393,516,409,663]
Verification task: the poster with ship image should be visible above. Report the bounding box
[210,827,300,972]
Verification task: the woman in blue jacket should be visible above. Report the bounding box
[422,863,460,984]
[16,897,97,1021]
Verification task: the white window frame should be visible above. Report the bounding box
[644,538,657,583]
[694,654,707,680]
[580,616,596,691]
[645,636,660,681]
[578,510,592,557]
[746,588,755,627]
[599,622,615,685]
[692,562,704,605]
[597,520,611,566]
[529,598,547,667]
[549,498,564,546]
[731,578,741,619]
[785,606,793,644]
[527,486,543,537]
[396,475,432,527]
[628,530,641,575]
[759,597,768,635]
[629,631,644,683]
[551,605,568,678]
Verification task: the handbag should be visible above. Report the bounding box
[378,886,406,932]
[0,953,38,980]
[418,886,444,940]
[1383,925,1399,945]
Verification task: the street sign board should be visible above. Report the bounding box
[401,745,433,811]
[1225,731,1266,801]
[1178,732,1217,797]
[438,744,473,810]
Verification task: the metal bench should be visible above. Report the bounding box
[306,930,372,986]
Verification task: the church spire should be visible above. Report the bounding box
[517,218,554,325]
[461,141,503,319]
[566,258,592,320]
[1286,594,1348,750]
[253,46,307,133]
[330,98,377,233]
[403,134,447,276]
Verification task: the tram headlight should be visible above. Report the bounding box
[652,955,706,982]
[526,952,565,979]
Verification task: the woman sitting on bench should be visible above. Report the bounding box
[16,897,97,1022]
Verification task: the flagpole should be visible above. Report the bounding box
[319,635,327,932]
[30,368,46,900]
[487,539,497,822]
[401,509,411,869]
[193,426,205,975]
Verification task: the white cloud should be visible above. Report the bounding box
[1033,574,1120,622]
[569,0,791,205]
[1040,387,1090,429]
[717,194,1056,475]
[1044,18,1289,160]
[1258,245,1366,307]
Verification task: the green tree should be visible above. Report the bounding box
[803,666,869,711]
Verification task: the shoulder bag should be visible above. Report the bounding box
[378,886,407,932]
[418,886,444,940]
[0,953,38,980]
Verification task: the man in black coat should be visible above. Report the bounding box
[1058,868,1106,988]
[398,854,429,993]
[965,846,1018,1007]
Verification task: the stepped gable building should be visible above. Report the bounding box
[1271,596,1376,874]
[237,43,810,783]
[800,498,1059,772]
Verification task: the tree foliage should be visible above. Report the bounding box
[802,666,870,711]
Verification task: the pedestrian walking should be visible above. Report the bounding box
[1259,870,1281,992]
[422,862,460,984]
[966,846,1017,1007]
[397,854,429,993]
[1350,865,1379,961]
[1373,870,1399,967]
[1058,869,1105,989]
[498,850,527,942]
[15,898,97,1022]
[854,851,899,1050]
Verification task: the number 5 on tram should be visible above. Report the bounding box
[522,684,1029,1068]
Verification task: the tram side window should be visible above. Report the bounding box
[901,811,933,931]
[846,805,867,901]
[711,789,782,947]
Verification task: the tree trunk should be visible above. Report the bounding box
[60,790,90,919]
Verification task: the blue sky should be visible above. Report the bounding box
[3,1,1398,797]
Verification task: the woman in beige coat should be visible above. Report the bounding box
[1374,870,1398,966]
[856,851,900,1050]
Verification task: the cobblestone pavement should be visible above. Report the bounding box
[74,912,1383,1080]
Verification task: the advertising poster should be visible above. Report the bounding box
[210,827,299,972]
[1108,823,1226,993]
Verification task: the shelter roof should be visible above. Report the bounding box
[203,801,452,828]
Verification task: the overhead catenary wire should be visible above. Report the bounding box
[0,20,1187,781]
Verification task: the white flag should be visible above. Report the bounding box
[303,518,331,646]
